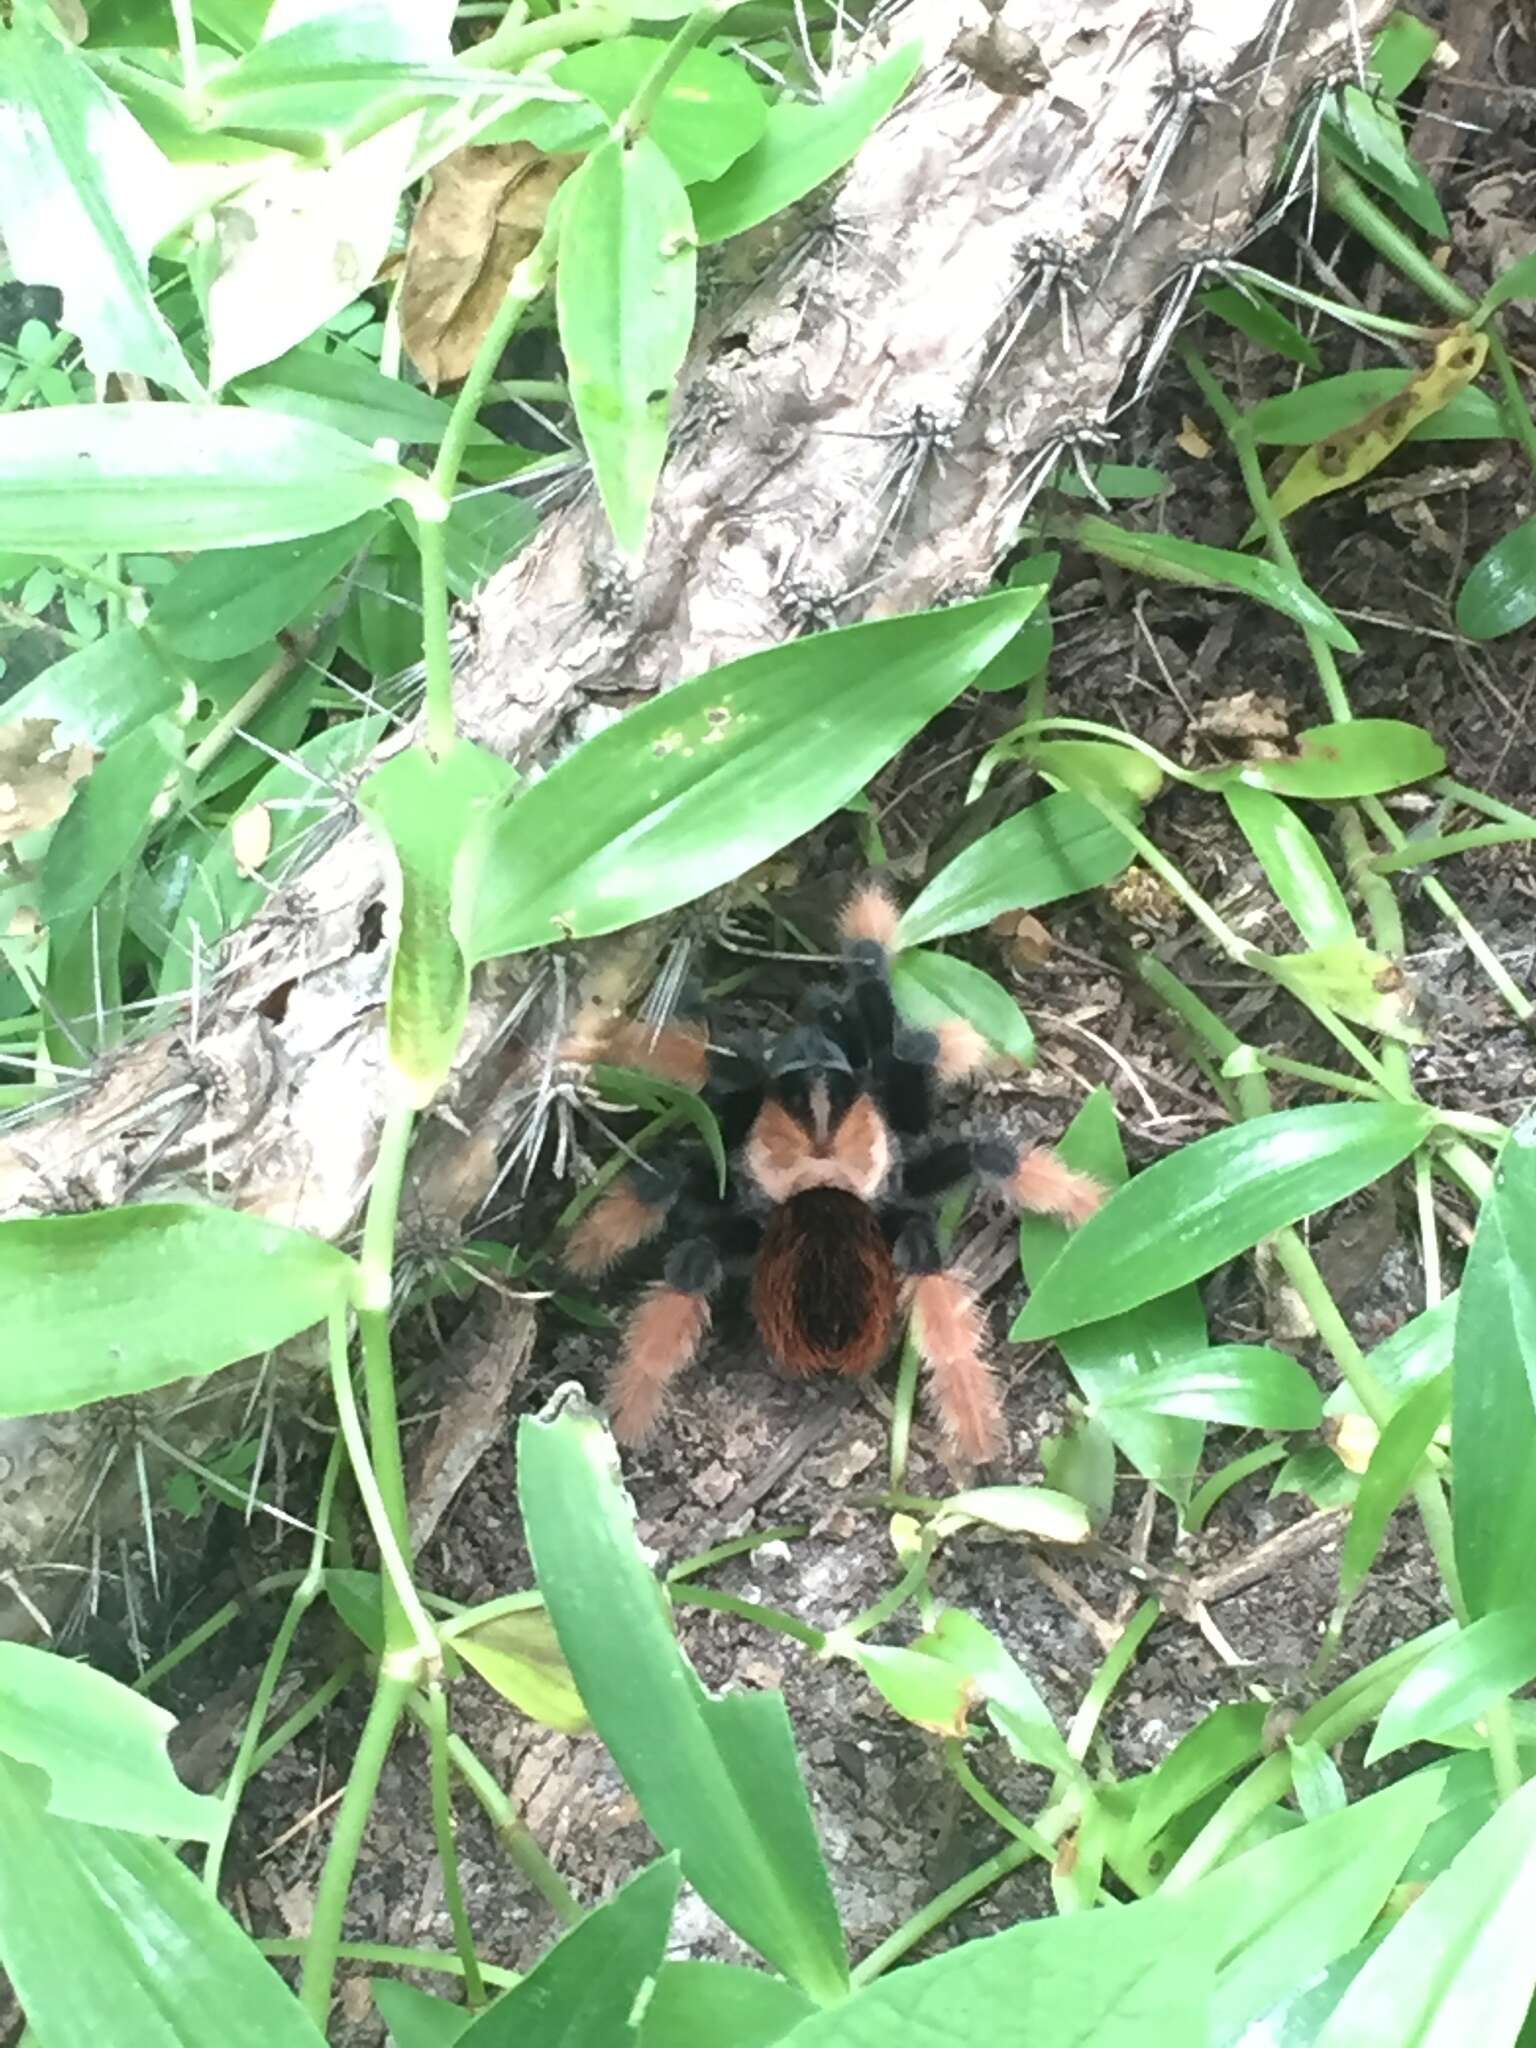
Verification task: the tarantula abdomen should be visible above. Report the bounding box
[752,1185,899,1378]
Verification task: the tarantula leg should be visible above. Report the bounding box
[608,1240,720,1444]
[592,1016,711,1090]
[974,1137,1106,1226]
[896,1221,1005,1464]
[563,1161,679,1278]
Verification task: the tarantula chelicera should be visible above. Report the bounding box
[562,883,1105,1462]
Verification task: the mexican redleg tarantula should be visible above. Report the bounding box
[562,882,1105,1462]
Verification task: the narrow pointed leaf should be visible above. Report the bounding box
[0,1758,325,2048]
[1093,1345,1322,1428]
[1206,719,1444,799]
[1017,1090,1205,1503]
[0,1644,220,1840]
[1456,516,1536,641]
[373,1981,470,2048]
[0,11,201,400]
[917,1610,1077,1778]
[1120,1704,1268,1861]
[1223,785,1353,949]
[890,949,1034,1065]
[468,588,1042,961]
[1367,1608,1536,1764]
[1199,283,1321,369]
[1248,371,1504,445]
[1315,1777,1536,2048]
[451,1611,588,1735]
[518,1400,848,2002]
[0,404,432,554]
[1015,1103,1433,1339]
[460,1859,679,2046]
[558,136,695,557]
[1475,250,1536,322]
[1452,1109,1536,1619]
[1321,83,1448,237]
[149,514,384,661]
[641,1962,815,2048]
[1339,1369,1451,1606]
[0,1204,355,1416]
[40,715,184,926]
[690,43,922,246]
[895,788,1136,948]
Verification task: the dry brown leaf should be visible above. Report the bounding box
[1177,413,1212,458]
[231,803,274,878]
[990,909,1054,967]
[0,720,97,846]
[401,143,579,389]
[1193,691,1291,746]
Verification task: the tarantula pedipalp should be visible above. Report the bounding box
[562,884,1105,1462]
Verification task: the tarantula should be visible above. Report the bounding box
[562,883,1105,1462]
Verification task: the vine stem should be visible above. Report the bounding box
[423,1681,487,2007]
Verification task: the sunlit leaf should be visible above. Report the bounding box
[468,588,1042,961]
[1337,1370,1450,1611]
[0,1644,220,1840]
[1368,1608,1536,1764]
[39,715,183,926]
[1093,1345,1323,1428]
[641,1961,815,2048]
[1015,1103,1434,1339]
[1457,516,1536,641]
[1223,785,1353,949]
[1205,718,1444,800]
[0,626,180,748]
[690,43,922,246]
[916,1609,1078,1778]
[0,1203,354,1416]
[848,1643,977,1738]
[929,1486,1093,1545]
[890,950,1034,1066]
[557,135,695,558]
[1321,82,1449,237]
[451,1610,588,1736]
[1265,939,1423,1043]
[553,39,766,185]
[0,404,432,554]
[518,1399,848,2002]
[0,10,201,399]
[895,789,1136,947]
[0,1758,324,2048]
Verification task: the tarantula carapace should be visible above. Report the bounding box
[562,883,1105,1462]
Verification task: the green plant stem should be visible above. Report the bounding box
[887,1328,921,1491]
[1372,821,1536,871]
[299,1669,415,2024]
[945,1740,1059,1865]
[1433,776,1536,831]
[357,1103,416,1567]
[461,0,630,69]
[671,1584,827,1651]
[1184,1443,1288,1535]
[423,1680,486,2007]
[183,643,296,778]
[1065,1599,1160,1762]
[438,1724,582,1926]
[248,1662,359,1777]
[836,1535,938,1645]
[1164,1621,1456,1891]
[0,324,73,413]
[667,1525,808,1582]
[421,228,560,754]
[133,1571,307,1692]
[849,1834,1035,1988]
[264,1937,519,1990]
[1069,779,1251,965]
[203,1439,344,1894]
[1254,1051,1383,1101]
[619,4,728,139]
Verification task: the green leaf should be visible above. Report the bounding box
[0,403,431,554]
[1203,719,1445,799]
[0,1757,325,2048]
[1338,1370,1451,1608]
[1028,738,1164,809]
[359,740,515,1104]
[1315,1776,1536,2047]
[1474,250,1536,325]
[889,949,1034,1065]
[1456,516,1536,642]
[775,1894,1214,2046]
[460,1859,679,2045]
[970,554,1056,693]
[1223,785,1354,949]
[1368,1609,1536,1764]
[0,1644,220,1840]
[0,12,201,401]
[557,136,696,559]
[1119,1704,1268,1863]
[1018,1092,1205,1505]
[1093,1345,1322,1428]
[1265,938,1423,1043]
[373,1981,471,2048]
[39,715,184,926]
[591,1064,726,1195]
[1372,11,1440,96]
[1322,83,1449,238]
[553,39,765,185]
[1287,1736,1348,1820]
[1248,372,1506,446]
[1195,1768,1445,2042]
[1452,1110,1536,1619]
[517,1400,848,2002]
[232,341,485,448]
[1061,514,1359,653]
[642,1961,815,2048]
[0,625,180,748]
[1040,1411,1117,1529]
[149,514,382,663]
[0,1203,355,1417]
[929,1485,1093,1544]
[1057,463,1169,503]
[1015,1103,1434,1339]
[848,1643,977,1737]
[690,43,922,246]
[917,1609,1078,1778]
[1199,284,1321,370]
[450,1610,588,1735]
[895,789,1136,948]
[468,588,1041,961]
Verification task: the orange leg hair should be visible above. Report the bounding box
[906,1269,1006,1464]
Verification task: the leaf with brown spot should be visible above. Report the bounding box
[1255,324,1490,533]
[400,142,578,389]
[0,720,96,846]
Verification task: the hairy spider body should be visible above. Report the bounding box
[564,882,1104,1461]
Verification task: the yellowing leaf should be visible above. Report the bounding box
[1262,325,1489,529]
[230,803,273,877]
[1177,414,1213,458]
[0,718,96,845]
[401,142,577,389]
[1266,939,1423,1043]
[452,1610,589,1734]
